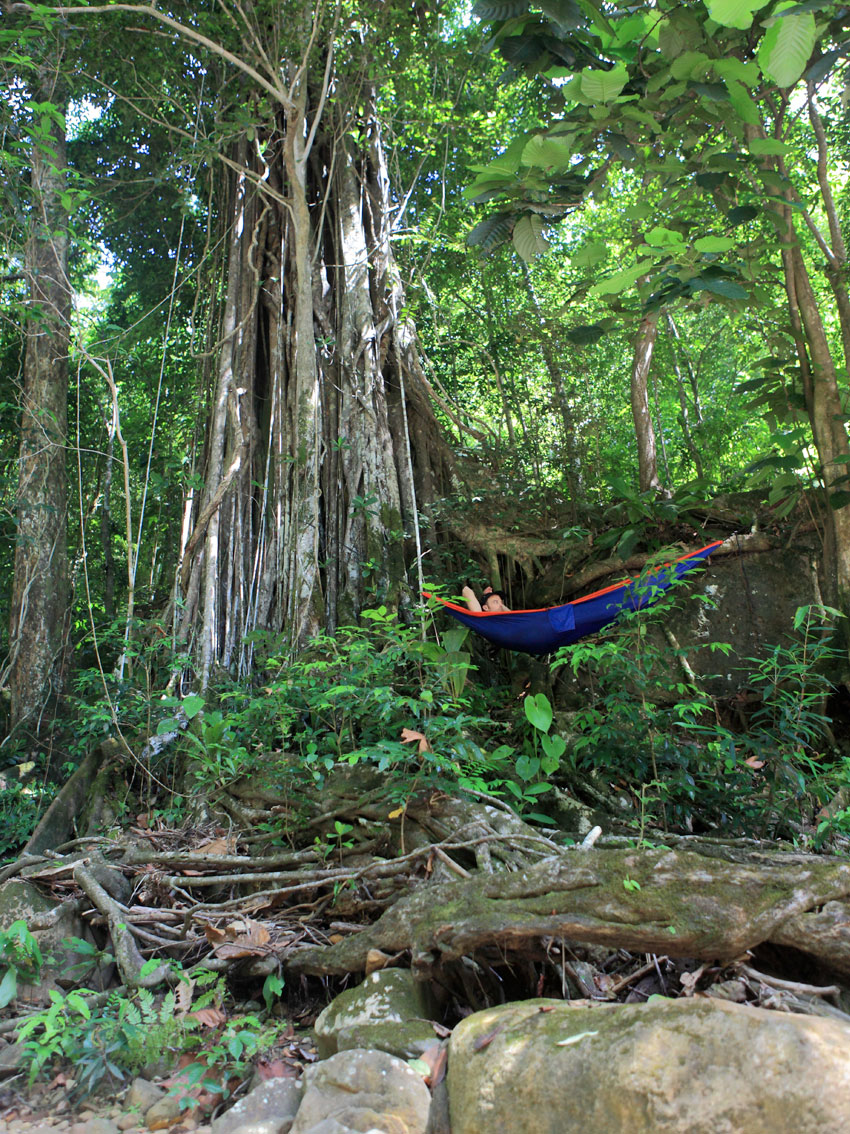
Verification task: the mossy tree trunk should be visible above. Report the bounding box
[7,69,71,736]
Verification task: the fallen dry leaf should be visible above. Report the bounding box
[472,1026,503,1052]
[418,1042,448,1088]
[175,978,194,1014]
[256,1058,296,1080]
[187,1006,227,1028]
[203,924,227,945]
[365,948,392,975]
[400,727,431,753]
[196,836,236,856]
[744,756,766,770]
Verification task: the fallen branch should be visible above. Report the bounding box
[75,862,170,988]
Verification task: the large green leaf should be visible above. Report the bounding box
[590,259,654,297]
[726,204,760,225]
[691,276,749,300]
[706,0,771,29]
[472,0,529,19]
[749,137,789,155]
[646,226,685,248]
[724,78,761,125]
[713,58,760,86]
[579,63,628,103]
[694,235,736,252]
[571,241,608,267]
[521,134,574,169]
[467,213,513,252]
[758,5,816,88]
[538,0,583,31]
[512,213,548,260]
[524,692,553,733]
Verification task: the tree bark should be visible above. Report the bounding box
[174,43,453,675]
[630,310,661,493]
[8,74,71,733]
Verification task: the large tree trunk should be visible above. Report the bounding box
[175,68,452,681]
[7,74,70,733]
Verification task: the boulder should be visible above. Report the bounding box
[211,1077,302,1134]
[313,968,432,1059]
[290,1049,431,1134]
[447,996,850,1134]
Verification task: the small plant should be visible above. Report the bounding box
[0,920,44,1008]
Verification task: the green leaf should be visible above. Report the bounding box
[726,204,760,225]
[758,6,816,88]
[541,732,566,759]
[512,213,548,260]
[467,213,513,252]
[0,969,17,1009]
[829,491,850,510]
[724,78,761,125]
[524,692,553,732]
[515,753,540,781]
[671,50,711,81]
[706,0,771,29]
[579,63,628,103]
[691,276,748,300]
[472,0,529,19]
[538,0,583,31]
[590,260,654,297]
[749,137,789,155]
[646,226,685,248]
[694,235,736,253]
[712,58,760,86]
[565,323,606,344]
[182,695,205,720]
[521,134,573,169]
[571,241,608,267]
[156,717,180,736]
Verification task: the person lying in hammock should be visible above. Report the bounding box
[461,584,512,613]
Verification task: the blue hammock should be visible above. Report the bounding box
[424,541,723,656]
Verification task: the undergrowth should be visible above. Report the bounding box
[3,589,847,860]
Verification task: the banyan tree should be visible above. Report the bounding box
[116,2,457,683]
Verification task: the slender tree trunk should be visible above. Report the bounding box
[780,200,850,620]
[8,75,70,733]
[665,313,704,480]
[630,310,661,493]
[806,85,850,377]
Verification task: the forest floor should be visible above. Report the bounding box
[3,762,850,1130]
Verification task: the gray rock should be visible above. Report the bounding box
[313,969,432,1059]
[448,996,850,1134]
[210,1078,302,1134]
[68,1121,119,1134]
[290,1049,430,1134]
[125,1079,165,1115]
[0,1041,26,1073]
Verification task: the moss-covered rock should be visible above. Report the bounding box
[336,1018,441,1060]
[313,967,433,1059]
[448,996,850,1133]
